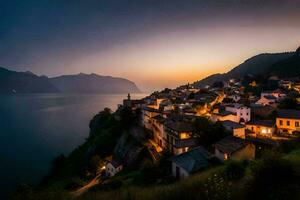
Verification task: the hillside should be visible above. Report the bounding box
[50,73,141,94]
[267,47,300,78]
[193,52,294,88]
[0,67,58,94]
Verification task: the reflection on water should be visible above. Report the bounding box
[0,93,146,199]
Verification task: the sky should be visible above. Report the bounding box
[1,0,300,92]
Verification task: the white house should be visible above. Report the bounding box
[106,158,123,177]
[256,90,286,106]
[211,103,251,123]
[224,104,251,123]
[255,95,277,106]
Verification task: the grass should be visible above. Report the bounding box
[77,166,228,200]
[284,149,300,174]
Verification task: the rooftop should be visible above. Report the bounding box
[263,95,277,100]
[174,138,199,148]
[165,121,194,132]
[221,120,245,129]
[214,136,249,154]
[213,110,235,117]
[170,147,212,173]
[246,120,275,127]
[277,109,300,120]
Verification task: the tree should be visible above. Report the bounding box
[119,106,136,129]
[89,155,104,175]
[193,117,229,147]
[248,150,296,200]
[212,81,224,88]
[278,98,300,110]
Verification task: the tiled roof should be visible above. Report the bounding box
[277,109,300,120]
[170,147,212,173]
[213,110,235,116]
[263,95,277,100]
[165,121,194,132]
[174,138,199,148]
[246,120,275,127]
[214,136,249,154]
[221,120,245,129]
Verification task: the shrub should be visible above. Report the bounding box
[223,160,247,180]
[247,150,296,200]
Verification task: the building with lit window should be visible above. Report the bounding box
[276,109,300,134]
[246,120,275,138]
[164,120,198,155]
[214,136,255,162]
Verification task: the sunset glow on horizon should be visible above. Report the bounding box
[1,0,300,91]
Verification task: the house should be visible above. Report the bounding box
[221,120,246,139]
[164,120,198,155]
[255,95,277,106]
[123,93,145,109]
[276,109,300,134]
[142,106,161,129]
[263,89,286,99]
[214,136,255,162]
[250,104,276,118]
[211,110,237,122]
[227,94,241,102]
[256,90,286,106]
[170,147,213,179]
[106,158,123,177]
[211,103,251,123]
[151,115,167,149]
[246,120,275,138]
[224,103,251,123]
[279,80,292,89]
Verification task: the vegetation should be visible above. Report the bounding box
[278,97,300,110]
[12,133,300,200]
[193,117,230,148]
[34,107,142,192]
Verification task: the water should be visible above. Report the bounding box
[0,93,146,199]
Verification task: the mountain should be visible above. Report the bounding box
[267,47,300,78]
[0,67,58,94]
[0,67,141,94]
[49,73,141,94]
[193,51,294,88]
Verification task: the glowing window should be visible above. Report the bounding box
[224,153,228,160]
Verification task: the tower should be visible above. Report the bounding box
[127,93,131,100]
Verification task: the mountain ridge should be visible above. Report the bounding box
[193,50,296,88]
[0,67,141,94]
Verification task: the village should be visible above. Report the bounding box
[105,77,300,179]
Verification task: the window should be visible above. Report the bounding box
[296,121,300,127]
[279,120,283,126]
[287,121,290,126]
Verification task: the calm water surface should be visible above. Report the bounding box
[0,93,146,198]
